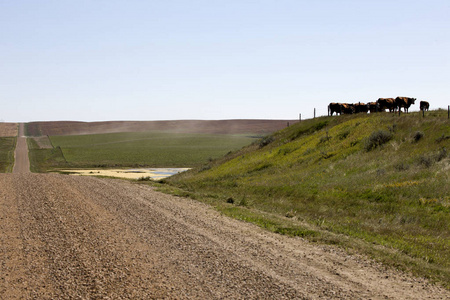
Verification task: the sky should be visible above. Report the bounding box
[1,0,449,122]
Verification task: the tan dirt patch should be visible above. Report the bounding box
[0,123,18,137]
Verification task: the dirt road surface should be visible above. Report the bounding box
[1,173,448,299]
[12,123,30,174]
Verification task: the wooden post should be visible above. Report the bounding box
[448,105,449,119]
[314,108,316,119]
[299,113,301,122]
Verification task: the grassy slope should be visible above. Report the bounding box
[0,137,17,172]
[27,138,68,173]
[30,132,257,170]
[166,110,450,286]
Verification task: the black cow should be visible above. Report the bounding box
[354,102,368,114]
[420,101,430,111]
[328,103,342,116]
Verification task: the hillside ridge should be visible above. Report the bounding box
[166,110,450,287]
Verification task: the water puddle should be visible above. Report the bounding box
[60,168,190,180]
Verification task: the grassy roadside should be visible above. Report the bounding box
[164,110,450,288]
[27,138,68,172]
[0,137,17,172]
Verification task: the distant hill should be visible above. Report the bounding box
[167,110,450,287]
[25,120,296,136]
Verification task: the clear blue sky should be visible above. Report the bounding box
[1,0,449,122]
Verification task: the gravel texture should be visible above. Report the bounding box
[1,173,448,299]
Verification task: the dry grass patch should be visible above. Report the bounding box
[0,123,18,137]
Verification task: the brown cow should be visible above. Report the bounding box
[354,102,368,113]
[377,98,397,112]
[367,102,380,113]
[328,103,341,116]
[420,101,430,111]
[340,103,354,114]
[395,97,416,113]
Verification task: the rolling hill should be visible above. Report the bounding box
[166,109,450,287]
[25,119,295,136]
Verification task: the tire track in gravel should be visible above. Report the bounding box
[1,173,449,299]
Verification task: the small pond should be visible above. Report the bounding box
[61,168,190,180]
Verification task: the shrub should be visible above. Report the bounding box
[387,124,397,133]
[394,162,410,171]
[320,151,334,159]
[418,155,433,168]
[435,147,448,162]
[239,195,248,207]
[200,165,211,172]
[436,134,450,143]
[337,130,350,140]
[226,197,234,204]
[313,120,329,131]
[259,136,274,148]
[364,130,393,151]
[318,132,332,144]
[412,131,424,143]
[419,148,448,167]
[285,210,296,218]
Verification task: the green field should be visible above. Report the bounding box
[165,110,450,287]
[28,131,257,171]
[0,137,17,172]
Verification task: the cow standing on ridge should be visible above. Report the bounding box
[354,102,368,113]
[328,103,342,116]
[367,102,380,113]
[420,101,430,111]
[340,103,355,114]
[395,97,416,113]
[377,98,397,112]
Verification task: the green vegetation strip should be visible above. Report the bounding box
[165,110,450,288]
[0,137,17,173]
[28,131,257,171]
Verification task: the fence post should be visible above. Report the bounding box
[448,105,449,119]
[299,113,301,122]
[314,108,316,119]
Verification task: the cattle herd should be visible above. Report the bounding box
[328,97,430,116]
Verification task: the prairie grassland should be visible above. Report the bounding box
[0,137,17,172]
[166,110,450,287]
[28,131,257,171]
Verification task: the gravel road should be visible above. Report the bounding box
[12,123,30,174]
[1,173,448,299]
